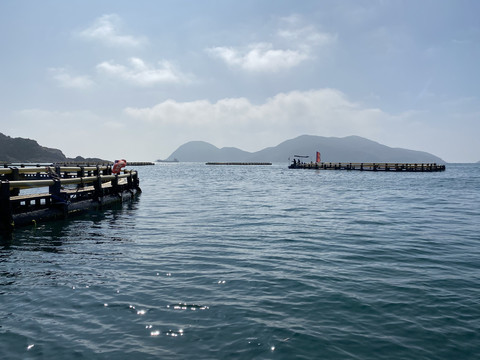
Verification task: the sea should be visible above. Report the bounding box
[1,163,479,359]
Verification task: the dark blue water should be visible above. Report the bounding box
[1,163,479,359]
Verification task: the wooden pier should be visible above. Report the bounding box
[0,165,141,231]
[289,162,446,172]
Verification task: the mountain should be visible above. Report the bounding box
[0,132,108,163]
[0,132,66,163]
[166,141,251,162]
[166,135,445,163]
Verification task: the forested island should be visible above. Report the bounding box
[0,132,107,163]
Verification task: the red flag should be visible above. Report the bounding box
[316,152,321,163]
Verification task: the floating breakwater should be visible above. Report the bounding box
[289,162,446,172]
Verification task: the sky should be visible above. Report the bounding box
[0,0,479,162]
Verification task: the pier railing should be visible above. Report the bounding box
[1,165,113,180]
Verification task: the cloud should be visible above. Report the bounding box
[49,67,94,89]
[207,43,309,72]
[124,89,387,151]
[96,57,191,86]
[206,17,336,72]
[79,14,146,47]
[277,20,337,49]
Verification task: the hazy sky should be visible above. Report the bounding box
[1,0,479,162]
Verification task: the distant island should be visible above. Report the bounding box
[1,131,447,165]
[164,135,446,164]
[0,132,108,163]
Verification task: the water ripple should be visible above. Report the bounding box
[1,164,479,359]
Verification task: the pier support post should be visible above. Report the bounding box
[111,175,120,198]
[0,181,14,231]
[127,172,133,190]
[11,167,20,181]
[93,175,104,203]
[133,172,141,192]
[49,179,68,217]
[6,168,20,196]
[77,166,85,182]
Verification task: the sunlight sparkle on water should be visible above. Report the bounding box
[165,329,184,337]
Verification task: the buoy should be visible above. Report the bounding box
[112,159,127,174]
